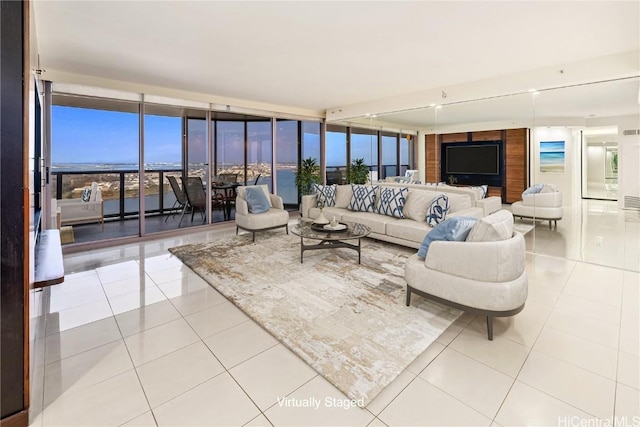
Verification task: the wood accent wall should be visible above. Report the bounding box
[424,128,527,203]
[425,134,439,183]
[505,128,528,203]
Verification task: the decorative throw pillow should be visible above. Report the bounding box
[522,183,544,198]
[334,185,351,208]
[245,186,271,214]
[348,185,378,213]
[470,185,488,199]
[376,187,408,218]
[312,184,336,207]
[403,191,435,223]
[426,194,449,227]
[81,187,92,202]
[417,216,478,259]
[466,209,514,242]
[238,184,272,207]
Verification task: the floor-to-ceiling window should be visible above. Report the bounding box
[275,119,298,205]
[381,133,398,179]
[326,125,347,184]
[216,120,245,182]
[143,104,184,233]
[247,120,273,189]
[351,128,379,182]
[51,95,140,243]
[400,134,411,176]
[302,121,321,162]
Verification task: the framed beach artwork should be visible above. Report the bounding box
[540,141,565,173]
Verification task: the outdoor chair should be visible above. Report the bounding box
[165,175,188,222]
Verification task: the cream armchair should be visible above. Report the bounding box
[405,210,527,340]
[56,183,104,231]
[511,187,563,229]
[235,185,289,242]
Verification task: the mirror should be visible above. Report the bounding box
[330,77,640,271]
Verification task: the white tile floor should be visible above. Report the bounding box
[29,200,639,426]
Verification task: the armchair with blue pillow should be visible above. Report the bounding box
[235,184,289,242]
[405,209,528,340]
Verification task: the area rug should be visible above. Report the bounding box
[169,232,461,405]
[59,226,74,244]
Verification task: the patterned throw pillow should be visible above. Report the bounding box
[81,187,92,202]
[312,184,337,207]
[348,185,378,213]
[426,194,449,227]
[376,187,408,218]
[470,185,488,198]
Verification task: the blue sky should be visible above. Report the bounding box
[52,106,404,167]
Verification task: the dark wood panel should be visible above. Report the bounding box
[1,0,27,422]
[425,134,439,183]
[472,130,502,141]
[505,128,527,203]
[441,132,468,143]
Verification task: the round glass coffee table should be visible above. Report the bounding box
[291,222,371,264]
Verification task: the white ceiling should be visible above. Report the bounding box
[34,1,639,120]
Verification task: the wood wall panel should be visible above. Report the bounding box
[425,134,439,183]
[505,128,527,203]
[441,133,467,143]
[426,128,527,203]
[472,130,502,141]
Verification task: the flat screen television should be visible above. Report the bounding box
[445,144,500,175]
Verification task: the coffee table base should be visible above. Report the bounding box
[298,237,363,264]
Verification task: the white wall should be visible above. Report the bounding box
[531,127,581,206]
[616,115,640,209]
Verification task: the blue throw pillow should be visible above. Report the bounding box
[417,216,478,259]
[426,194,449,227]
[376,187,408,218]
[348,185,378,212]
[522,183,544,197]
[245,186,270,214]
[312,184,336,207]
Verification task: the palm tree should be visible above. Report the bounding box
[295,157,321,196]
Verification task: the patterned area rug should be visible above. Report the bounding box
[169,232,461,405]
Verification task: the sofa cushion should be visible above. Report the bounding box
[540,183,557,193]
[417,216,478,259]
[376,187,407,218]
[341,211,394,235]
[427,194,449,227]
[466,209,514,242]
[335,185,352,208]
[312,184,336,207]
[522,183,544,197]
[402,190,435,223]
[245,186,271,214]
[348,185,378,213]
[386,219,432,244]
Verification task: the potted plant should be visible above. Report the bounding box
[348,158,370,184]
[295,157,321,196]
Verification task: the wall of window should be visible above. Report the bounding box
[50,88,413,245]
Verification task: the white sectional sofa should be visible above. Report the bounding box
[300,183,485,249]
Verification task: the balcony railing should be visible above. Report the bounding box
[52,168,183,220]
